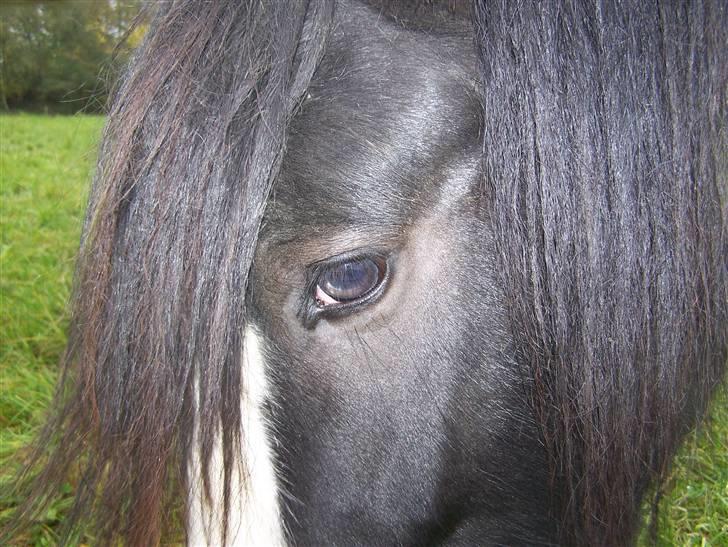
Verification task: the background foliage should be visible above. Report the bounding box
[0,0,145,113]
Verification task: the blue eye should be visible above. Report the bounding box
[315,256,386,306]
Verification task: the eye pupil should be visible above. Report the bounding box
[317,257,383,304]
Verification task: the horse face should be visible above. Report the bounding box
[248,6,554,544]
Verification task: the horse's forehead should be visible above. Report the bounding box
[263,11,480,246]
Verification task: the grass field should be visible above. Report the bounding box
[1,114,726,545]
[1,114,104,545]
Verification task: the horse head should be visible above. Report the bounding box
[6,1,726,546]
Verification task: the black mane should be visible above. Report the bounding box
[476,2,727,543]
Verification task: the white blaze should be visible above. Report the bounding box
[187,327,286,546]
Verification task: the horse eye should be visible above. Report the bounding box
[315,257,386,307]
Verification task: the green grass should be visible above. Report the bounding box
[651,394,728,546]
[1,114,103,545]
[0,114,726,545]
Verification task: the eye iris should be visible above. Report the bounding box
[319,258,381,303]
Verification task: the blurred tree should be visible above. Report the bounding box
[0,0,147,113]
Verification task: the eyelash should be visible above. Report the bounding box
[298,250,390,328]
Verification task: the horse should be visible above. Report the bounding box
[6,1,726,545]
